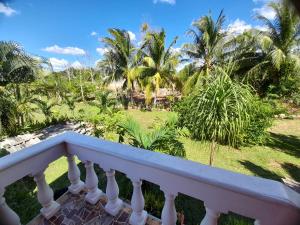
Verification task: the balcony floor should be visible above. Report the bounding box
[27,190,161,225]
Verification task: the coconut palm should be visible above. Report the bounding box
[98,29,141,108]
[0,41,45,86]
[137,29,179,105]
[182,10,226,93]
[232,0,300,95]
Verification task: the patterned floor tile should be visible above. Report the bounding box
[27,190,161,225]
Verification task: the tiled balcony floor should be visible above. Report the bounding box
[27,190,161,225]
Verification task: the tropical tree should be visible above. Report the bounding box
[182,10,226,93]
[137,29,179,105]
[0,41,43,86]
[88,89,118,114]
[231,0,300,95]
[0,89,17,136]
[176,68,254,165]
[34,99,59,123]
[98,29,140,108]
[0,41,47,131]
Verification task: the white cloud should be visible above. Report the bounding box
[253,5,276,20]
[176,61,189,72]
[49,58,86,71]
[49,58,69,71]
[227,19,253,35]
[71,61,84,69]
[90,31,97,36]
[254,25,269,32]
[171,47,181,54]
[43,45,86,55]
[0,3,17,16]
[96,47,109,55]
[128,31,136,41]
[153,0,176,5]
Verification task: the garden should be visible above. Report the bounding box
[0,1,299,224]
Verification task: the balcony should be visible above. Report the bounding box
[0,132,299,225]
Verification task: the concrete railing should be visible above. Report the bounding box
[0,132,299,225]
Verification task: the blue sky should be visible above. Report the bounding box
[0,0,275,70]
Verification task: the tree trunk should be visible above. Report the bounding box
[79,73,85,102]
[209,140,216,166]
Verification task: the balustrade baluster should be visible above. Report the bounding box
[254,220,261,225]
[129,178,147,225]
[84,161,103,204]
[67,155,85,194]
[104,169,123,216]
[0,188,21,225]
[200,207,220,225]
[33,171,60,219]
[161,191,177,225]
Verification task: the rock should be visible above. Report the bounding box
[279,114,286,119]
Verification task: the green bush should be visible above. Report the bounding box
[175,71,273,150]
[117,116,185,157]
[242,99,274,145]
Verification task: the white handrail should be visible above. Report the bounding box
[0,131,299,225]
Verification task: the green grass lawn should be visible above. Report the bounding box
[2,107,300,225]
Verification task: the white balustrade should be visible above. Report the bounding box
[104,169,123,216]
[84,161,103,204]
[0,188,21,225]
[161,191,177,225]
[67,154,85,194]
[200,207,220,225]
[0,132,299,225]
[33,171,60,219]
[129,178,147,225]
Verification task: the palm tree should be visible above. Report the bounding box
[0,41,48,129]
[34,99,59,123]
[232,0,300,95]
[88,89,118,114]
[0,89,17,136]
[137,29,179,105]
[182,11,226,93]
[98,29,140,108]
[0,41,42,86]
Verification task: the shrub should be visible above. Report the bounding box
[118,117,185,157]
[175,70,273,164]
[242,99,274,145]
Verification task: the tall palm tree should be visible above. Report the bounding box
[137,29,179,105]
[0,41,46,129]
[182,10,226,93]
[0,41,43,86]
[232,0,300,95]
[185,10,226,72]
[98,29,140,108]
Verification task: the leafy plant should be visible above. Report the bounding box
[118,117,185,157]
[242,99,274,145]
[176,69,254,165]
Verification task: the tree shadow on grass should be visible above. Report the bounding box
[239,160,282,181]
[266,132,300,158]
[281,162,300,182]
